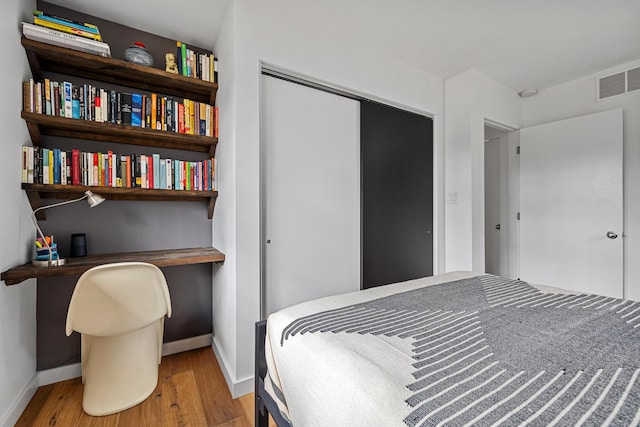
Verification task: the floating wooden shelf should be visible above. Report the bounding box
[22,38,218,105]
[22,112,218,156]
[1,247,225,286]
[22,183,218,220]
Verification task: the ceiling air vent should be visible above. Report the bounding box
[598,72,625,100]
[627,67,640,93]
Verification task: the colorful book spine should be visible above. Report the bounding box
[131,93,142,127]
[33,17,102,41]
[33,10,101,34]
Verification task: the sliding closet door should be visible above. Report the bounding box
[361,101,433,289]
[262,76,360,317]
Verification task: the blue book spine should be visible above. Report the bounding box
[131,93,142,127]
[174,160,180,190]
[72,86,80,119]
[53,149,61,184]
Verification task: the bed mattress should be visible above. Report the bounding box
[265,272,640,426]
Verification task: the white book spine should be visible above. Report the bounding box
[101,89,108,122]
[60,151,67,184]
[27,146,34,184]
[63,82,72,118]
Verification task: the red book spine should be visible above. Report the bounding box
[214,106,219,138]
[72,149,80,185]
[148,157,154,189]
[126,156,131,188]
[178,103,185,133]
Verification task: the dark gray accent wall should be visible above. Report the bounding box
[35,2,214,370]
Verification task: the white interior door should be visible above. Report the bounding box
[262,75,360,317]
[520,109,623,297]
[484,138,501,275]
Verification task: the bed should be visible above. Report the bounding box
[254,271,640,426]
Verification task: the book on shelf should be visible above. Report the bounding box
[33,17,102,41]
[22,22,111,58]
[21,144,221,192]
[23,78,218,138]
[176,40,217,83]
[33,10,101,36]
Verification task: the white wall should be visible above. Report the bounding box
[211,0,238,394]
[0,0,38,425]
[212,0,444,396]
[523,59,640,301]
[444,69,522,273]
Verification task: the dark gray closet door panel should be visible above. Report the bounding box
[361,101,433,289]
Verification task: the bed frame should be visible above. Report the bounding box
[255,320,293,427]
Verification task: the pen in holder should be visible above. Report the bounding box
[33,235,66,267]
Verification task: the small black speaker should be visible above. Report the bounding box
[70,233,87,257]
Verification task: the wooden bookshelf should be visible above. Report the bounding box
[1,247,225,286]
[22,38,218,105]
[22,184,218,219]
[22,112,218,156]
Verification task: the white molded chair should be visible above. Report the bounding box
[66,262,172,416]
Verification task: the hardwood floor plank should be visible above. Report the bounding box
[17,347,280,427]
[14,384,54,426]
[191,346,245,425]
[31,378,84,427]
[160,370,208,426]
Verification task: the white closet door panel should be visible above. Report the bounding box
[520,109,623,297]
[262,76,360,316]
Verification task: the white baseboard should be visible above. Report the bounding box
[162,333,212,356]
[37,334,213,387]
[1,374,38,427]
[211,337,253,398]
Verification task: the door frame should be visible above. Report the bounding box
[258,62,440,319]
[482,119,519,279]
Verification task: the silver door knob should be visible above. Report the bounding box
[606,231,618,239]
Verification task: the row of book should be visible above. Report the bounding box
[21,146,217,192]
[176,42,218,83]
[23,79,219,138]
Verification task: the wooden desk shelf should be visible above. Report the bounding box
[23,184,218,219]
[1,247,225,286]
[22,112,218,156]
[22,38,218,105]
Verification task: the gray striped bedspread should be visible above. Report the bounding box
[264,272,640,427]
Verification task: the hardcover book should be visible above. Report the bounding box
[33,10,101,37]
[131,93,142,127]
[22,22,111,57]
[121,92,132,126]
[33,17,102,41]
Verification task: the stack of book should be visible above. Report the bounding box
[22,10,111,57]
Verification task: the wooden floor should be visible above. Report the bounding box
[17,347,276,427]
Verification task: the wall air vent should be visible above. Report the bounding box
[598,72,625,100]
[597,66,640,100]
[627,67,640,93]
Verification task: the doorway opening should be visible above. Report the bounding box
[483,123,519,279]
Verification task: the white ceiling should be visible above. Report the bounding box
[47,0,640,92]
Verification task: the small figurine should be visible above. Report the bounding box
[165,53,179,74]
